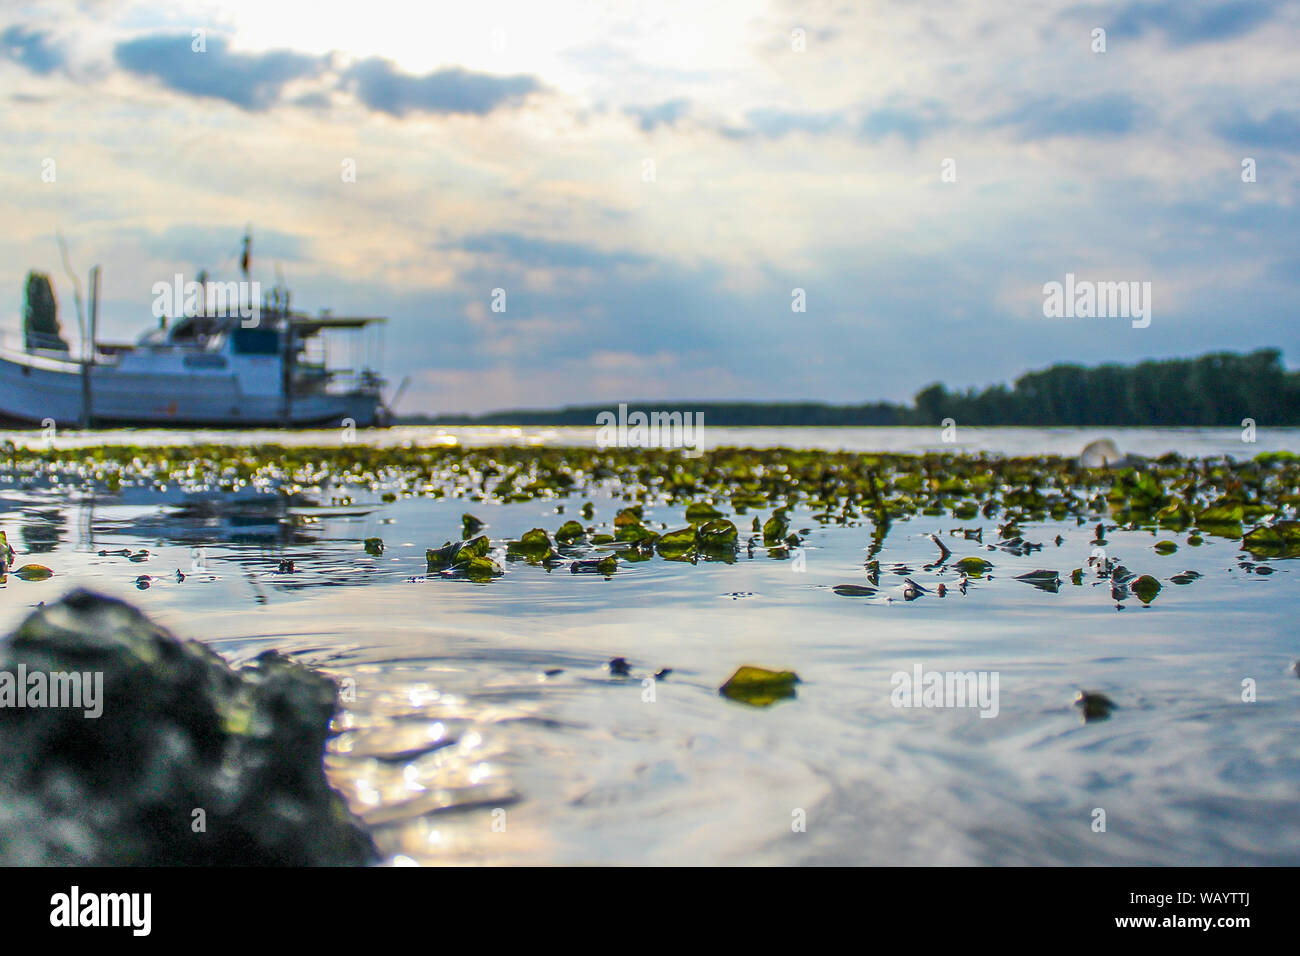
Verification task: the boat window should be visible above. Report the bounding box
[184,354,229,370]
[231,328,281,355]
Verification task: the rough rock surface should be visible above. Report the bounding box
[0,589,377,865]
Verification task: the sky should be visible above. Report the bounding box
[1,0,1297,415]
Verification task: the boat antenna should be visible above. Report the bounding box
[388,376,410,414]
[239,226,251,318]
[55,230,86,347]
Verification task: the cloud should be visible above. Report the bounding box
[859,102,951,144]
[990,92,1140,139]
[114,33,323,110]
[1266,256,1300,284]
[1215,109,1300,150]
[729,102,946,144]
[0,25,64,75]
[1106,0,1277,46]
[746,108,842,139]
[459,233,648,271]
[110,33,541,117]
[624,98,691,132]
[136,224,306,271]
[343,58,540,117]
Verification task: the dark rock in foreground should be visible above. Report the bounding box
[0,589,377,865]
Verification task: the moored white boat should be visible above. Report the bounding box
[0,267,391,429]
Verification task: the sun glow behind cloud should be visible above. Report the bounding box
[176,0,773,96]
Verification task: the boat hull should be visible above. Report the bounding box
[0,353,386,428]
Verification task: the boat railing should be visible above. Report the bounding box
[0,327,122,370]
[0,327,78,366]
[23,330,73,353]
[297,367,385,397]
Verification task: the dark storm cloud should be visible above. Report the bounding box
[114,33,323,110]
[343,58,540,116]
[0,25,65,74]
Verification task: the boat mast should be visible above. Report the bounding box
[82,265,99,429]
[55,232,93,429]
[282,319,295,427]
[276,259,294,427]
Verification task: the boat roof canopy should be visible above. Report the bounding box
[289,314,387,334]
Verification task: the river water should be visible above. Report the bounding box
[1,426,1298,864]
[5,423,1300,457]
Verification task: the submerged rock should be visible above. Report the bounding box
[1079,438,1146,470]
[0,589,377,866]
[1074,690,1115,722]
[1079,438,1123,468]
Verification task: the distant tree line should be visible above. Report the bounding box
[404,348,1300,427]
[911,349,1299,426]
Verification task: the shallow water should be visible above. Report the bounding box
[2,428,1298,865]
[5,423,1300,458]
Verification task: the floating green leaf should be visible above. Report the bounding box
[1155,500,1193,527]
[956,556,993,577]
[762,512,789,544]
[507,528,556,562]
[458,535,490,559]
[1242,521,1300,558]
[832,584,877,597]
[696,519,738,553]
[614,522,657,544]
[13,565,53,581]
[462,556,503,582]
[554,520,586,544]
[656,527,697,559]
[427,534,491,571]
[1197,499,1244,524]
[719,666,800,707]
[425,543,458,569]
[685,501,723,522]
[1014,569,1060,592]
[613,507,644,528]
[570,555,617,575]
[1131,574,1161,604]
